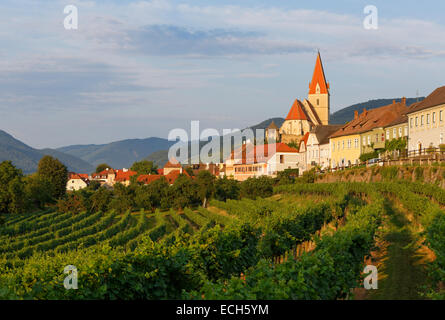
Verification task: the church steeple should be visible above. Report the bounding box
[309,51,329,95]
[307,51,330,125]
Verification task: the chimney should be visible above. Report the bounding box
[401,97,406,106]
[354,110,358,119]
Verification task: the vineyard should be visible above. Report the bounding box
[0,179,445,299]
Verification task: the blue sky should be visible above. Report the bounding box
[1,0,444,148]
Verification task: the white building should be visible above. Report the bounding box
[407,86,445,155]
[305,125,342,170]
[66,173,89,191]
[224,143,300,181]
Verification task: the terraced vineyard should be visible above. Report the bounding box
[1,180,444,299]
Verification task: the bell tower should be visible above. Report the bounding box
[307,52,330,125]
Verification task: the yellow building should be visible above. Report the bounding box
[330,100,408,168]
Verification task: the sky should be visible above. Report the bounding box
[0,0,445,148]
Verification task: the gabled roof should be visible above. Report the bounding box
[407,86,445,114]
[309,125,343,145]
[286,99,308,121]
[115,170,137,182]
[164,158,182,168]
[330,101,408,138]
[230,143,299,164]
[308,52,329,95]
[299,132,310,149]
[267,121,279,130]
[137,174,162,184]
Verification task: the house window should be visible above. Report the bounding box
[354,138,358,148]
[317,99,320,106]
[433,112,436,123]
[342,141,345,149]
[410,118,413,128]
[367,136,371,145]
[441,110,443,122]
[386,131,390,140]
[404,126,408,136]
[280,155,284,163]
[421,115,424,125]
[381,133,385,142]
[415,117,418,126]
[375,134,378,142]
[332,142,335,151]
[399,127,402,136]
[427,114,430,124]
[393,128,397,138]
[363,136,366,145]
[347,139,351,149]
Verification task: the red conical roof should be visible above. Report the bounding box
[308,52,329,95]
[286,99,308,121]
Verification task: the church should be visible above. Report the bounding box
[278,52,330,145]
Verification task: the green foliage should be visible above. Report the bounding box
[214,177,240,201]
[359,151,378,162]
[239,176,274,200]
[195,171,216,206]
[130,160,158,175]
[37,155,68,199]
[385,137,407,152]
[0,161,27,214]
[95,163,111,173]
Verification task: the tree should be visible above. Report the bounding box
[170,175,200,210]
[90,187,112,213]
[195,171,216,207]
[37,155,68,199]
[131,160,158,175]
[214,177,240,201]
[239,176,274,200]
[95,163,112,173]
[24,174,55,209]
[111,183,135,214]
[0,161,27,214]
[57,192,87,214]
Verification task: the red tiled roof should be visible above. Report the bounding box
[330,101,408,138]
[286,99,308,121]
[164,170,193,184]
[164,158,182,168]
[137,174,162,184]
[407,86,445,114]
[230,143,299,164]
[308,52,329,95]
[115,170,137,182]
[157,168,164,175]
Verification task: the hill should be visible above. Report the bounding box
[57,137,175,169]
[330,97,424,124]
[0,130,94,174]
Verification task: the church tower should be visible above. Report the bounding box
[307,52,330,125]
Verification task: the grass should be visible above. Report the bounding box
[365,200,430,300]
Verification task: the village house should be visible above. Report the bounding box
[406,86,445,155]
[163,159,183,175]
[66,173,89,191]
[329,100,408,168]
[224,142,300,181]
[305,125,342,170]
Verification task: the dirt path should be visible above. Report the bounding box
[356,199,432,300]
